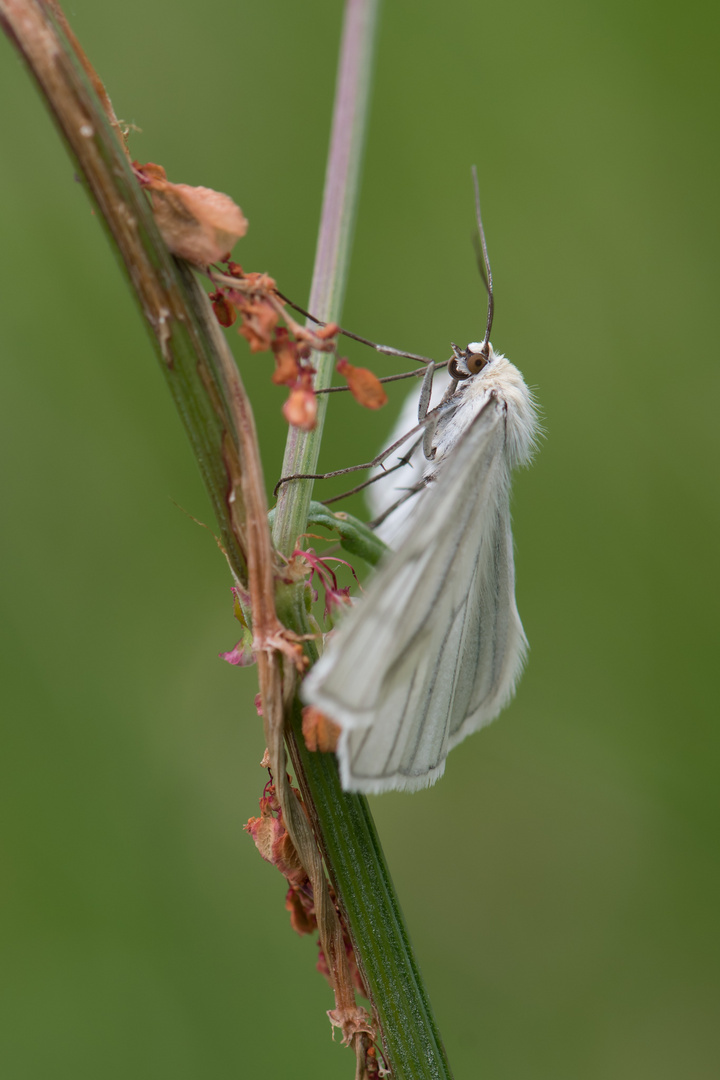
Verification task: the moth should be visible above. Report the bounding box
[300,172,539,792]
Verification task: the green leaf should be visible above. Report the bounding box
[269,501,389,566]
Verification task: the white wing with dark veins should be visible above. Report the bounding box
[303,363,533,792]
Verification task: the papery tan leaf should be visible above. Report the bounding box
[138,162,248,265]
[336,358,387,409]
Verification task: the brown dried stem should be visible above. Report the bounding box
[0,2,454,1075]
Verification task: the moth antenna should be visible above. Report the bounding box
[471,165,494,350]
[471,231,490,296]
[274,289,435,367]
[315,362,445,394]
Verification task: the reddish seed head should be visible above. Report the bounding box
[271,327,301,386]
[210,290,237,327]
[315,321,339,340]
[336,358,388,409]
[283,386,317,430]
[285,886,316,936]
[237,297,279,352]
[301,706,341,753]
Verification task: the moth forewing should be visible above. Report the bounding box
[367,369,452,546]
[302,348,538,794]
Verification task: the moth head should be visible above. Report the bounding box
[448,340,493,380]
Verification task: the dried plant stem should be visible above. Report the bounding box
[1,1,455,1076]
[201,288,370,1043]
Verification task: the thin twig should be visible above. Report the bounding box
[271,0,382,559]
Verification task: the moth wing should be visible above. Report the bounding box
[444,496,527,747]
[303,393,526,793]
[367,370,452,547]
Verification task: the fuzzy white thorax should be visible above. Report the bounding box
[431,346,538,474]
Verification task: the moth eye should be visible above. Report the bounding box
[466,352,488,375]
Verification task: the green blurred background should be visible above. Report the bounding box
[1,1,718,1076]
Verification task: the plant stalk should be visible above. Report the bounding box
[270,0,455,1076]
[271,0,381,558]
[1,1,455,1076]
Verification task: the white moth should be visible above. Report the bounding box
[302,339,539,793]
[301,173,539,792]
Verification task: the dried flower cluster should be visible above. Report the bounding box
[210,263,389,431]
[283,544,359,621]
[245,782,366,996]
[0,1,451,1068]
[136,160,394,1069]
[136,160,389,431]
[219,541,357,669]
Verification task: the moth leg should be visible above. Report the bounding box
[273,393,456,497]
[321,435,424,505]
[419,360,440,461]
[367,479,427,529]
[416,360,436,424]
[419,361,459,461]
[273,420,431,496]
